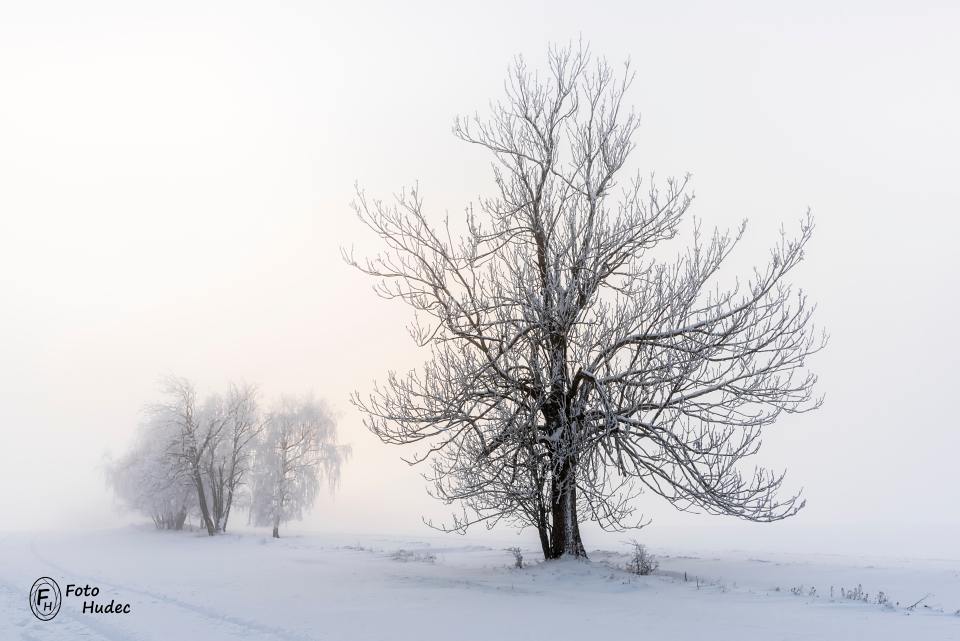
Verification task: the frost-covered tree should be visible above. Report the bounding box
[106,413,197,530]
[154,377,227,536]
[249,397,349,538]
[202,383,262,533]
[348,43,825,558]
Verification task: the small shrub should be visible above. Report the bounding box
[841,584,867,602]
[391,549,436,563]
[505,546,524,569]
[626,541,658,576]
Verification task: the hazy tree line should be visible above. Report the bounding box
[107,377,349,538]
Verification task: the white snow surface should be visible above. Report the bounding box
[2,526,959,640]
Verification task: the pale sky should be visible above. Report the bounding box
[1,0,958,557]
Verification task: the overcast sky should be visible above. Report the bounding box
[1,0,958,557]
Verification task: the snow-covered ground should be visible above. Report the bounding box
[2,527,958,640]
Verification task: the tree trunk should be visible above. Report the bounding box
[272,518,280,539]
[207,464,225,532]
[193,467,217,536]
[222,486,234,534]
[174,505,187,531]
[532,468,552,560]
[549,458,586,558]
[536,512,551,560]
[223,452,239,534]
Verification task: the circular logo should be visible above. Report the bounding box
[29,577,61,621]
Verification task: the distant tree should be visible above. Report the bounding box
[106,413,196,530]
[153,377,227,536]
[249,397,350,538]
[202,383,263,533]
[348,42,825,558]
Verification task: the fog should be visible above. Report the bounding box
[1,0,958,557]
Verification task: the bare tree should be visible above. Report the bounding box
[202,383,262,533]
[249,397,350,538]
[155,377,227,536]
[221,383,263,532]
[347,42,825,558]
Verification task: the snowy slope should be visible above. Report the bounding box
[1,527,958,641]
